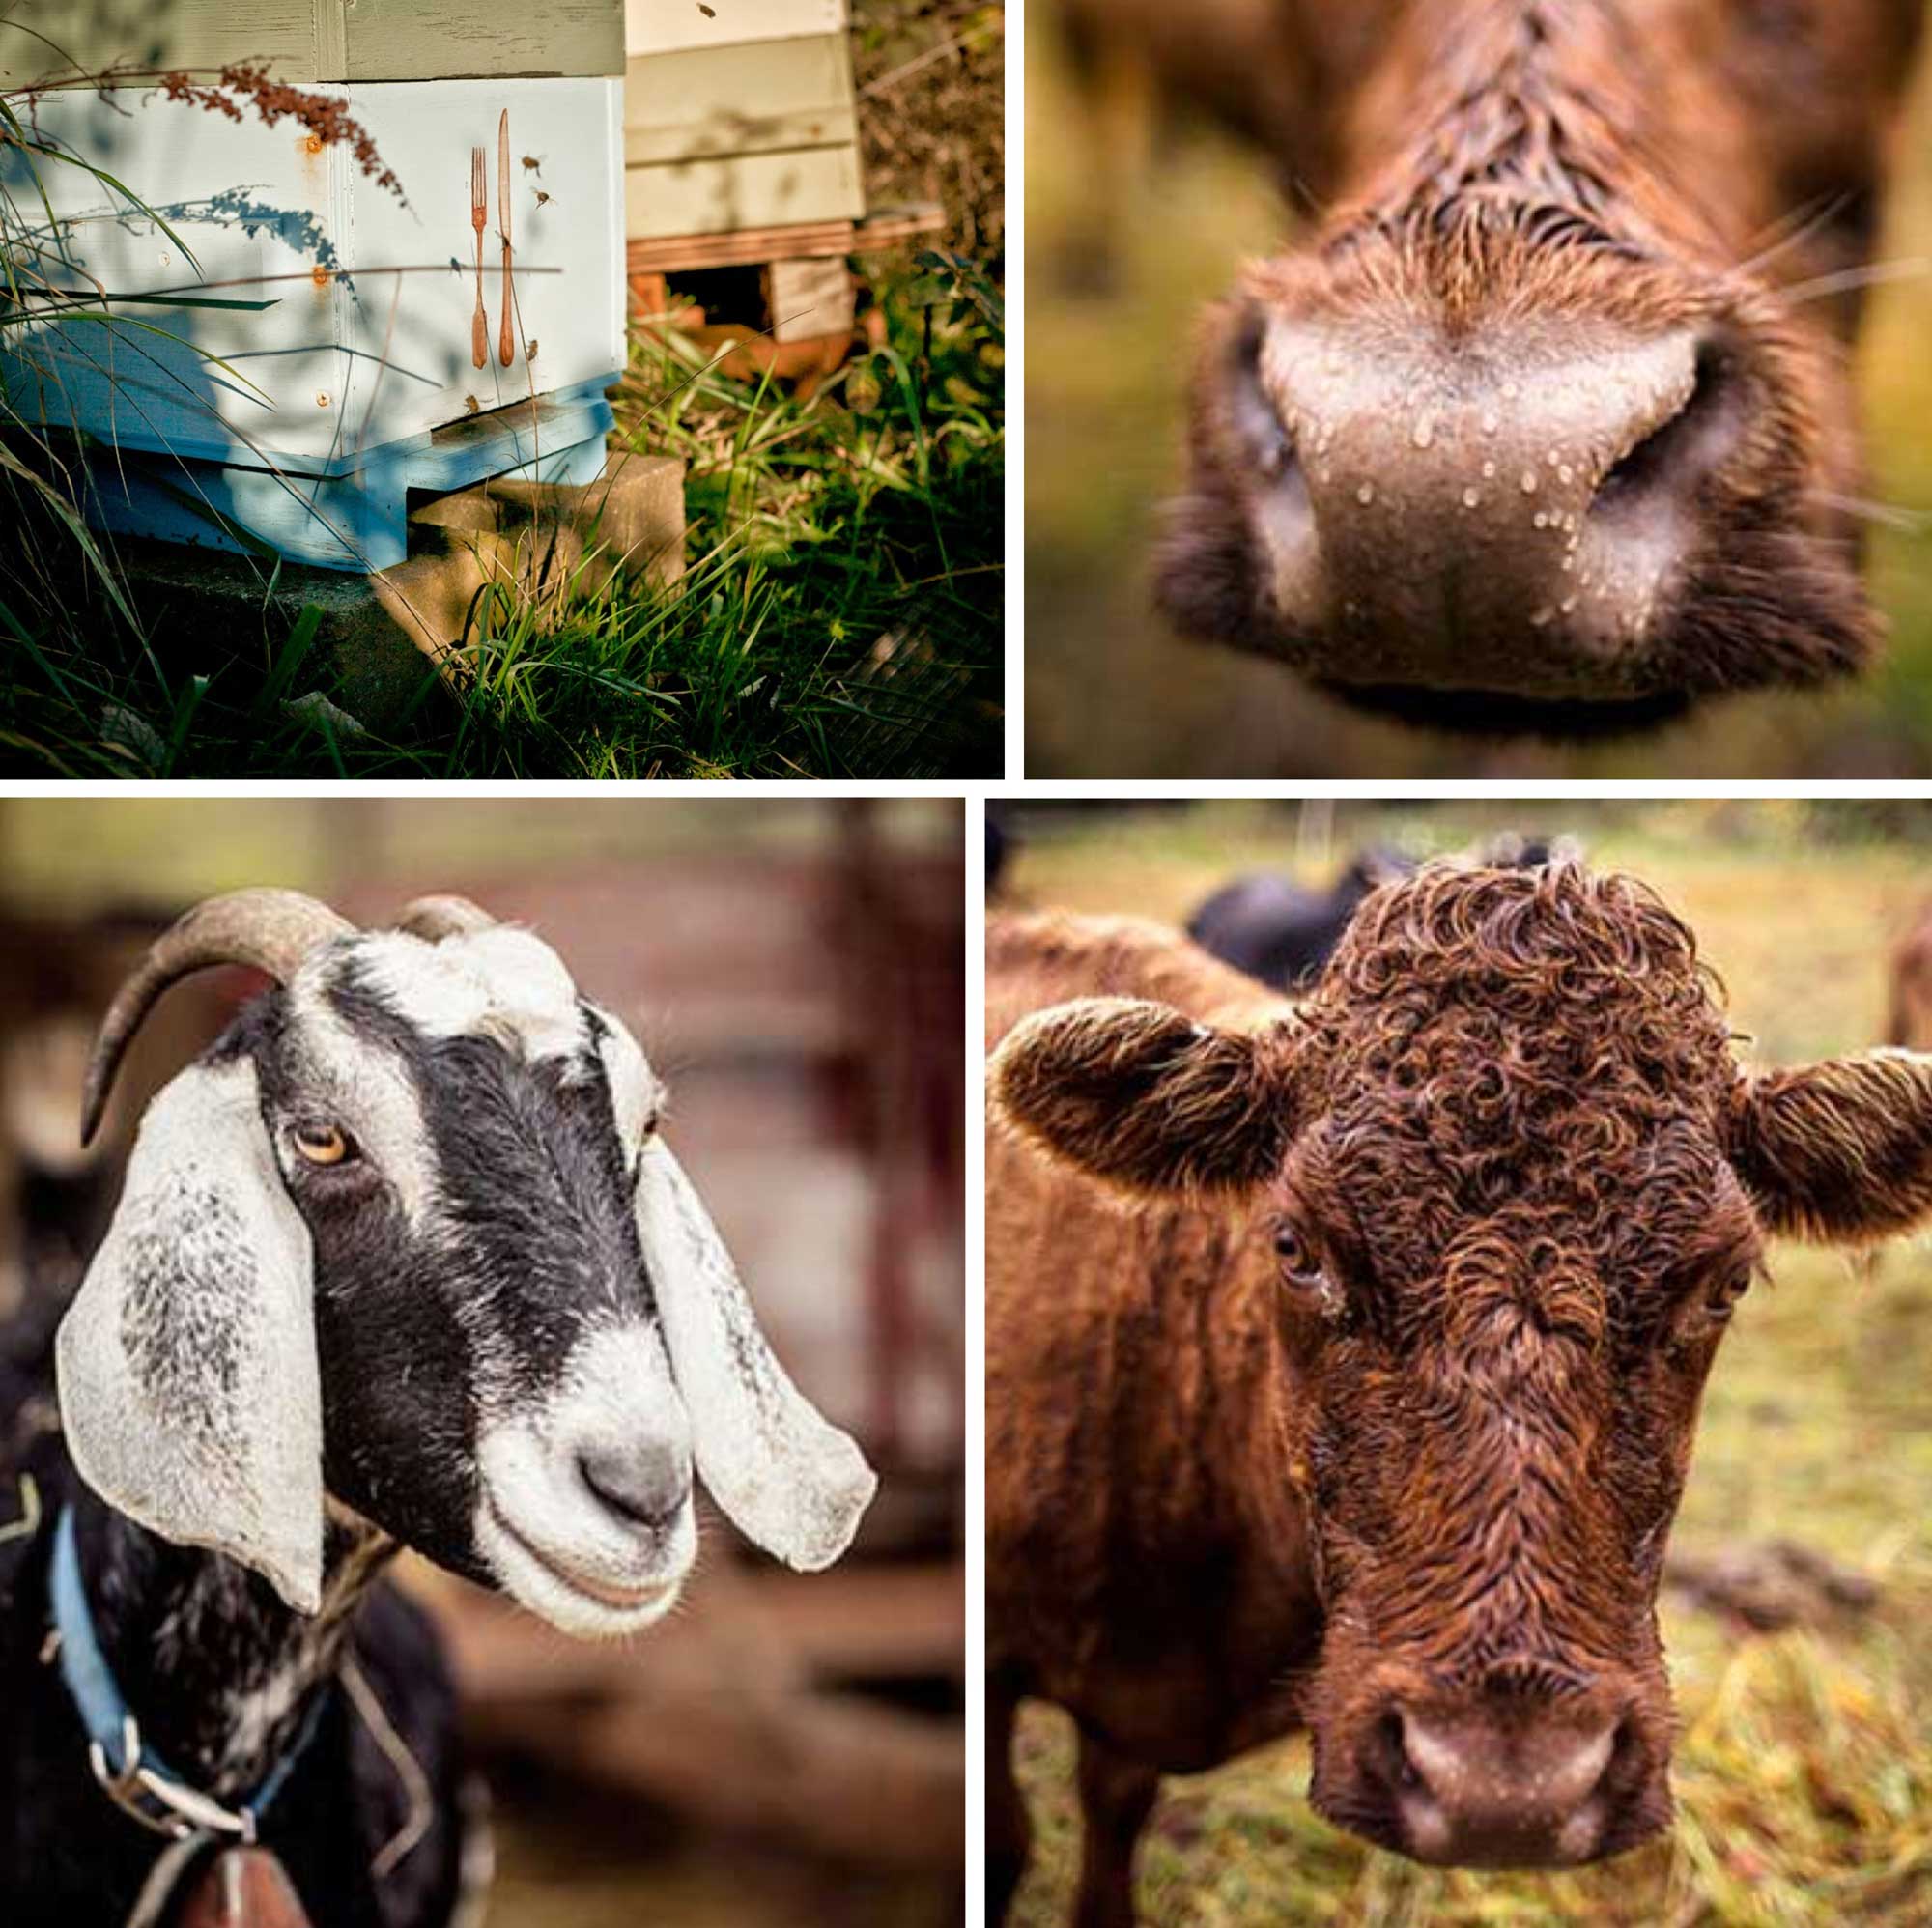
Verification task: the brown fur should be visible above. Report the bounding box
[988,862,1932,1921]
[1151,0,1926,734]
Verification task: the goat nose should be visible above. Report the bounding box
[578,1435,692,1531]
[1380,1702,1626,1867]
[1250,319,1738,691]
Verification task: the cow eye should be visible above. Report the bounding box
[1707,1266,1752,1320]
[1274,1224,1331,1303]
[292,1121,355,1167]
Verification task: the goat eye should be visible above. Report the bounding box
[292,1122,354,1167]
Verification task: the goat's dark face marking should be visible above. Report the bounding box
[60,902,875,1636]
[253,929,696,1635]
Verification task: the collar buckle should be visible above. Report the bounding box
[88,1715,258,1844]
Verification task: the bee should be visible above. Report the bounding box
[521,155,541,176]
[464,394,481,415]
[697,3,716,14]
[526,340,540,362]
[534,190,551,209]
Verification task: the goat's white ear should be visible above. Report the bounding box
[635,1140,875,1571]
[56,1056,324,1613]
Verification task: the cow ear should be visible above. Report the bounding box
[1730,1052,1932,1244]
[635,1139,876,1573]
[989,997,1301,1198]
[56,1056,324,1613]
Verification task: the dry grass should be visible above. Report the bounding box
[999,802,1932,1926]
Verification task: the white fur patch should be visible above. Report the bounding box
[58,1058,325,1614]
[593,1008,665,1151]
[473,1323,696,1638]
[339,929,587,1062]
[635,1140,875,1573]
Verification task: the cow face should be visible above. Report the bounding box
[992,864,1932,1867]
[1158,0,1924,732]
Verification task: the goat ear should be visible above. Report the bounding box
[1730,1052,1932,1244]
[634,1140,875,1572]
[989,997,1301,1197]
[56,1056,324,1613]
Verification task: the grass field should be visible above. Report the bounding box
[1024,9,1932,778]
[0,5,1004,779]
[996,803,1932,1925]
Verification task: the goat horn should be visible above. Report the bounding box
[391,894,496,941]
[81,889,354,1148]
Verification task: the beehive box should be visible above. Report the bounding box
[0,3,628,571]
[623,0,863,242]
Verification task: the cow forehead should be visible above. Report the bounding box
[298,928,590,1061]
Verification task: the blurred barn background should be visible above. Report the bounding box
[1024,2,1932,778]
[991,800,1932,1925]
[0,797,964,1925]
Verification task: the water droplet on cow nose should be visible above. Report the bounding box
[1412,417,1435,450]
[1463,487,1481,509]
[1481,408,1500,436]
[1481,460,1496,480]
[1520,469,1539,494]
[1558,465,1576,486]
[1357,482,1377,505]
[1532,511,1548,529]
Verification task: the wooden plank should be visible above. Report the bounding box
[765,256,853,343]
[853,203,950,250]
[346,0,622,79]
[623,39,853,166]
[626,143,862,240]
[626,0,845,59]
[0,0,622,86]
[0,3,316,86]
[627,218,855,274]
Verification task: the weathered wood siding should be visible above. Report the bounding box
[624,0,846,58]
[0,1,623,86]
[622,4,863,240]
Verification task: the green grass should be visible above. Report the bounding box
[1001,805,1932,1925]
[0,267,1002,778]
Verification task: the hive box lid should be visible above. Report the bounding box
[0,1,624,86]
[626,0,846,58]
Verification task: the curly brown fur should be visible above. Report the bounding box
[987,861,1932,1920]
[1155,0,1923,731]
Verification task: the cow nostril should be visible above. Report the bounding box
[1593,338,1744,520]
[578,1440,692,1531]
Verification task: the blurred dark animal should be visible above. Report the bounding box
[1155,0,1926,736]
[1889,896,1932,1049]
[987,810,1014,896]
[1185,846,1414,988]
[1185,833,1569,988]
[986,862,1932,1922]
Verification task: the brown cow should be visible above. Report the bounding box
[1153,0,1927,737]
[987,863,1932,1923]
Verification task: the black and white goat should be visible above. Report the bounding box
[0,890,875,1925]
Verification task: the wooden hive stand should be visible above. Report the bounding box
[621,0,946,393]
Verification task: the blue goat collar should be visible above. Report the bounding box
[52,1505,327,1842]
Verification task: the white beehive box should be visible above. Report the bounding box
[0,3,628,571]
[622,0,863,241]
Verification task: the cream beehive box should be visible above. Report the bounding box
[0,2,627,569]
[622,0,863,243]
